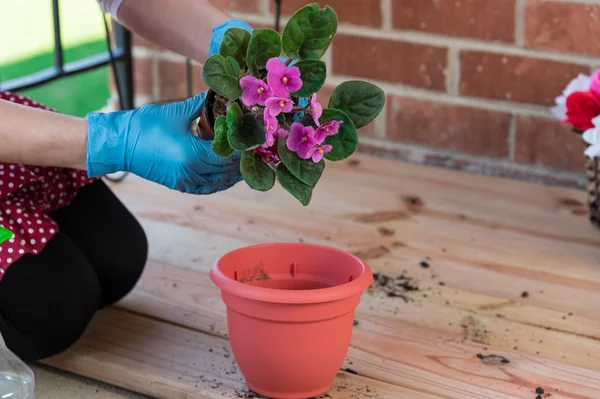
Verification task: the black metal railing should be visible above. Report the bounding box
[0,1,134,111]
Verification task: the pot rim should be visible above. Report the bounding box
[210,243,373,304]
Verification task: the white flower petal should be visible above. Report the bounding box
[591,115,600,128]
[585,145,600,159]
[550,104,566,121]
[583,128,599,145]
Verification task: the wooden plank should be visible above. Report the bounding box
[117,263,600,399]
[43,309,439,399]
[101,154,600,398]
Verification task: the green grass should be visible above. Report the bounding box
[0,0,112,116]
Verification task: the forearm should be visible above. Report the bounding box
[117,0,231,62]
[0,100,87,170]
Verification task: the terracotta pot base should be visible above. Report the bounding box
[247,382,333,399]
[211,243,373,399]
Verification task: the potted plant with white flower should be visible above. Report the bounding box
[552,68,600,227]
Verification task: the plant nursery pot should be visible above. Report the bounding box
[210,243,373,399]
[196,89,218,141]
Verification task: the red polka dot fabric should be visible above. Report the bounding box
[0,92,96,278]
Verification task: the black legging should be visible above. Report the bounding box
[0,179,148,361]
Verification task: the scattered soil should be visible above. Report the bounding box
[420,261,430,269]
[344,368,358,375]
[521,291,529,298]
[235,389,261,398]
[370,272,419,302]
[476,353,509,365]
[461,315,489,344]
[536,387,545,395]
[353,320,359,326]
[348,159,361,167]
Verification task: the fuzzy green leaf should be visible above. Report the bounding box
[293,60,326,97]
[321,108,358,161]
[241,151,275,192]
[328,81,385,129]
[201,55,242,100]
[282,4,338,60]
[219,28,252,68]
[246,28,283,76]
[211,116,234,157]
[276,163,313,206]
[277,139,324,187]
[226,103,266,150]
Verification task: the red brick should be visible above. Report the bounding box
[392,0,515,42]
[525,0,600,56]
[332,35,447,91]
[273,0,382,27]
[386,96,511,157]
[157,59,208,101]
[133,57,153,96]
[515,116,586,171]
[209,0,259,13]
[460,51,590,105]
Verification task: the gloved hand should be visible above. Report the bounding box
[86,92,242,194]
[86,19,254,195]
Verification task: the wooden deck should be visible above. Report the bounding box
[42,155,600,399]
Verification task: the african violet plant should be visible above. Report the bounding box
[201,3,385,205]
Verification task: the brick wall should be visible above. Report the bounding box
[110,0,600,188]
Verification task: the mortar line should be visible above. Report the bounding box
[515,0,527,47]
[446,46,460,96]
[326,75,553,118]
[508,114,517,161]
[231,13,600,65]
[380,0,392,31]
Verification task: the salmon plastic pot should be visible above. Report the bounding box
[210,243,373,399]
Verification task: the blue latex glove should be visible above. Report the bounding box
[86,20,254,195]
[87,92,242,194]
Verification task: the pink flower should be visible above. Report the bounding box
[240,76,272,106]
[307,144,332,163]
[310,93,323,125]
[256,146,279,164]
[266,58,302,98]
[287,123,317,159]
[275,128,289,140]
[265,96,293,117]
[263,112,279,146]
[315,120,343,143]
[591,69,600,98]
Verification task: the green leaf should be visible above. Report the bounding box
[246,28,283,76]
[201,55,242,100]
[241,151,276,192]
[282,4,338,60]
[219,28,252,68]
[226,103,266,150]
[293,60,326,97]
[277,139,324,187]
[276,163,313,206]
[321,108,358,161]
[211,116,234,157]
[328,81,385,129]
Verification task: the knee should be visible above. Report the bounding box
[99,220,148,308]
[1,276,100,361]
